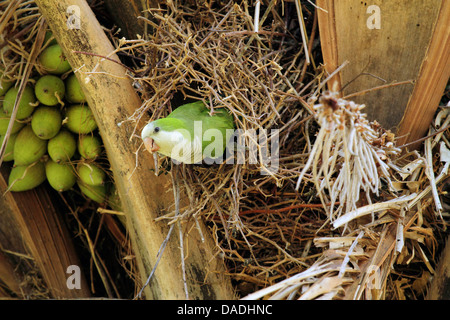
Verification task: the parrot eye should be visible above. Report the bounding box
[154,127,160,133]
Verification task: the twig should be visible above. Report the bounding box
[338,230,365,277]
[238,202,338,216]
[397,123,450,149]
[173,166,189,299]
[254,0,261,33]
[135,223,175,299]
[0,18,46,167]
[342,79,414,100]
[424,138,444,214]
[332,193,417,229]
[294,0,310,65]
[72,50,136,73]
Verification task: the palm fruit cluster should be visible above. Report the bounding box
[0,33,118,207]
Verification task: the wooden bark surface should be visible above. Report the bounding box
[102,0,154,39]
[396,1,450,147]
[317,0,447,134]
[0,167,90,298]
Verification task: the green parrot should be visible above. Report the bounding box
[141,101,235,164]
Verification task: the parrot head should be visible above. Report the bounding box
[142,118,183,153]
[141,118,201,163]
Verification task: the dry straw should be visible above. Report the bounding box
[117,1,449,299]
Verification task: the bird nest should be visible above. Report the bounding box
[115,1,449,300]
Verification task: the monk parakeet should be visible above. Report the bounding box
[141,101,235,164]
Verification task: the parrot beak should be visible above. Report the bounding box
[143,137,160,153]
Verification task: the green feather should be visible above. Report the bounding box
[168,101,234,152]
[151,117,186,133]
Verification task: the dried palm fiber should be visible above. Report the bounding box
[115,1,450,299]
[119,2,319,225]
[116,0,323,291]
[0,0,43,160]
[242,104,450,299]
[295,90,402,223]
[1,0,447,300]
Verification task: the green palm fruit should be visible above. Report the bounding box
[3,86,37,120]
[45,159,76,192]
[38,44,71,74]
[78,135,102,159]
[31,106,62,139]
[65,74,86,103]
[43,31,57,46]
[0,72,14,96]
[77,162,106,186]
[8,161,46,192]
[35,75,65,106]
[0,106,24,135]
[47,129,76,162]
[14,125,47,166]
[65,104,97,134]
[0,132,18,162]
[77,181,106,204]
